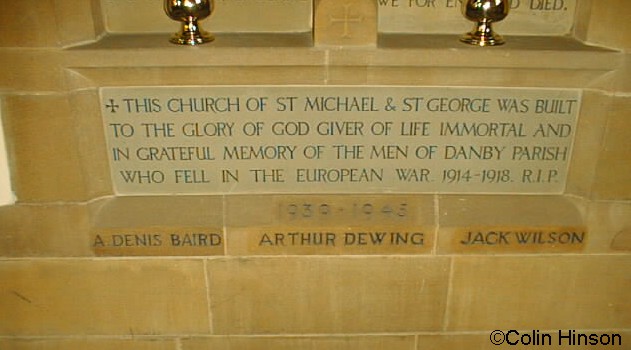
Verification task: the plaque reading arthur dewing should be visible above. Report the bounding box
[100,86,580,195]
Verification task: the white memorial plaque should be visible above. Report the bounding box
[378,0,577,36]
[100,86,580,195]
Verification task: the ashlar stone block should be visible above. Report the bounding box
[315,0,377,47]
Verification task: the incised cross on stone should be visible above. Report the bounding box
[329,4,364,39]
[105,99,119,113]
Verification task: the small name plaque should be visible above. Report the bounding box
[442,225,587,253]
[92,227,224,256]
[100,86,580,195]
[237,226,432,255]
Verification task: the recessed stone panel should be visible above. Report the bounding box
[101,0,312,34]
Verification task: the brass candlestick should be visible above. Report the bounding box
[164,0,214,45]
[460,0,510,46]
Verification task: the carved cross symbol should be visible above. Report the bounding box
[105,99,119,113]
[329,4,363,39]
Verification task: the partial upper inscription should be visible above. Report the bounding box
[379,0,577,35]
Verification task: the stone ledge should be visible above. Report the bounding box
[61,33,621,71]
[0,34,622,93]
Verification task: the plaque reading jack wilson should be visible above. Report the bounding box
[100,86,581,195]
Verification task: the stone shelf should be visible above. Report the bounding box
[3,33,622,93]
[50,33,621,93]
[64,33,621,72]
[72,33,315,50]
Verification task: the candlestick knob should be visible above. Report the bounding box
[164,0,214,45]
[460,0,510,46]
